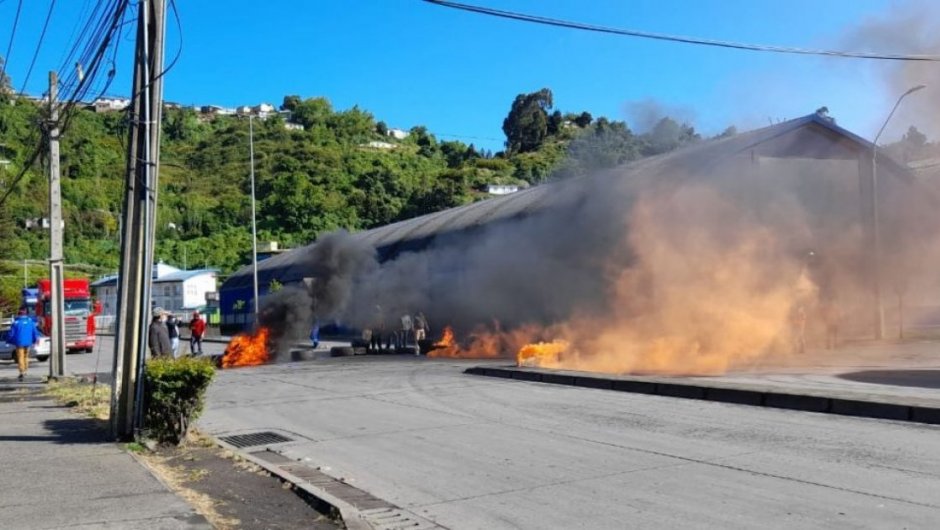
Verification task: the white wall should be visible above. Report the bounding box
[182,274,217,308]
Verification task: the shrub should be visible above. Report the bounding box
[143,356,216,445]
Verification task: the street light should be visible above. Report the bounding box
[870,84,926,339]
[249,115,259,325]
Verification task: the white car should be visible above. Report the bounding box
[0,335,51,363]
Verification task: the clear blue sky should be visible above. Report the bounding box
[2,0,932,151]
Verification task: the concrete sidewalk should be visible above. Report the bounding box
[468,340,940,425]
[0,377,210,530]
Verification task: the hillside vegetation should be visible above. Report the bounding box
[0,83,709,313]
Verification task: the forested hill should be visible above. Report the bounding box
[0,86,708,285]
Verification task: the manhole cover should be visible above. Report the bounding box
[219,431,293,448]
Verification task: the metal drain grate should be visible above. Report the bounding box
[219,431,293,448]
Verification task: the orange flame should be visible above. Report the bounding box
[221,327,271,368]
[428,325,505,358]
[517,340,570,367]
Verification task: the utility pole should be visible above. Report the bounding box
[249,115,259,324]
[47,71,66,380]
[869,84,926,340]
[111,0,166,440]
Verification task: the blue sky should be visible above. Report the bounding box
[2,0,932,151]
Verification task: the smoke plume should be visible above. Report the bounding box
[259,132,939,374]
[841,0,940,140]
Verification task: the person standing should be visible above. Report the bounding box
[413,311,429,356]
[166,314,181,358]
[189,311,206,355]
[400,313,413,350]
[414,312,429,341]
[790,303,807,354]
[148,311,172,358]
[310,318,320,349]
[5,308,40,381]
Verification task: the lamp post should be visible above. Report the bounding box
[870,84,926,340]
[249,115,259,324]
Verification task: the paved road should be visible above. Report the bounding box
[0,335,342,381]
[198,356,940,529]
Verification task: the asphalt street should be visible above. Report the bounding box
[198,355,940,530]
[6,337,938,528]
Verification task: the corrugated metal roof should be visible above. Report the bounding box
[92,269,217,287]
[221,113,911,291]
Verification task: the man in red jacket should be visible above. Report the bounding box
[189,312,207,355]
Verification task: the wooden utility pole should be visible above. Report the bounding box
[111,0,166,440]
[47,71,66,380]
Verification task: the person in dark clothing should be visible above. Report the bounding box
[310,319,320,349]
[166,315,180,358]
[148,311,172,358]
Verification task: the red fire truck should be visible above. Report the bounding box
[33,278,100,353]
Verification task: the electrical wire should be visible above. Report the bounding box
[18,0,57,95]
[0,0,130,209]
[423,0,940,62]
[1,0,24,85]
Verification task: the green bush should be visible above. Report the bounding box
[143,356,216,445]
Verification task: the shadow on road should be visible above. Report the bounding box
[838,370,940,389]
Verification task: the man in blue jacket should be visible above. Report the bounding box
[6,308,40,381]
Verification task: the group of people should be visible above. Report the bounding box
[365,308,429,354]
[148,309,207,358]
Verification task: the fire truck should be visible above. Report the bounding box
[27,279,100,353]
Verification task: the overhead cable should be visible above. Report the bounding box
[423,0,940,62]
[18,0,57,95]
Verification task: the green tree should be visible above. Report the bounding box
[0,56,11,102]
[574,111,593,128]
[281,94,302,112]
[502,88,554,154]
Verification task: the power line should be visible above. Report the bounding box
[1,0,24,84]
[18,0,58,95]
[423,0,940,62]
[0,0,130,210]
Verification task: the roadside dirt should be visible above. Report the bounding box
[138,436,340,530]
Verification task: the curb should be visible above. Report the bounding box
[211,435,442,530]
[465,366,940,426]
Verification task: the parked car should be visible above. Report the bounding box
[0,335,51,363]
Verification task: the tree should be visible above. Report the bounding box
[547,110,563,136]
[895,125,929,162]
[715,125,737,139]
[0,56,11,102]
[574,111,593,128]
[376,120,388,136]
[280,95,301,112]
[291,97,333,129]
[642,117,700,156]
[502,88,554,154]
[903,125,927,149]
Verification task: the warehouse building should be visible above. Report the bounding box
[220,112,933,336]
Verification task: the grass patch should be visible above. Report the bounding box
[125,441,147,453]
[45,378,110,421]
